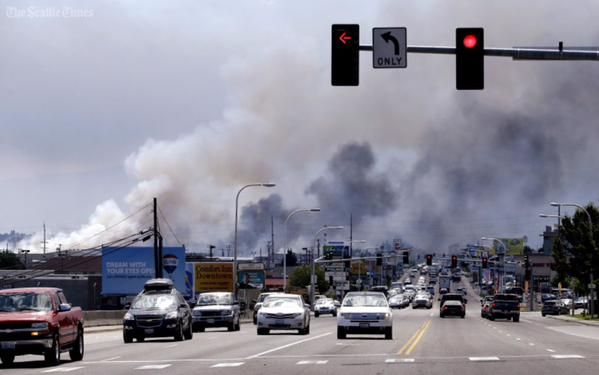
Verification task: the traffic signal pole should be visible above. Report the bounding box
[359,44,599,60]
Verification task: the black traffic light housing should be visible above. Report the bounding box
[403,251,409,265]
[332,24,360,86]
[482,256,488,269]
[376,253,383,266]
[451,255,458,269]
[426,254,433,266]
[456,28,484,90]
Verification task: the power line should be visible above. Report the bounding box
[157,207,183,247]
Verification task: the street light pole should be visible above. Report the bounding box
[481,237,508,292]
[310,226,344,307]
[234,183,276,298]
[282,208,320,292]
[551,202,596,318]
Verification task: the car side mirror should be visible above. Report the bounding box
[124,303,131,310]
[239,301,247,311]
[58,303,71,312]
[180,303,188,309]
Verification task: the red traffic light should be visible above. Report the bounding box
[463,35,478,49]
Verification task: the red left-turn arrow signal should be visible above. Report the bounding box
[339,32,352,44]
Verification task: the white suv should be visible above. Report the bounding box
[337,292,393,340]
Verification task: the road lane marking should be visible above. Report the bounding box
[101,356,121,361]
[506,334,511,337]
[386,358,415,363]
[164,344,178,348]
[211,362,245,367]
[529,343,535,346]
[546,349,556,353]
[469,356,500,361]
[245,332,331,359]
[296,360,328,365]
[403,320,432,356]
[397,320,430,355]
[516,337,521,341]
[135,365,172,370]
[43,368,85,373]
[551,354,585,359]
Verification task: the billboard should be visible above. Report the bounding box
[194,262,234,292]
[238,270,265,289]
[102,247,186,295]
[323,244,349,258]
[496,237,527,256]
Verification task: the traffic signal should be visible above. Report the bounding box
[524,255,530,267]
[324,249,333,260]
[376,253,383,266]
[456,28,484,90]
[451,255,458,269]
[332,24,360,86]
[344,253,351,269]
[426,254,433,266]
[482,256,488,269]
[403,251,409,265]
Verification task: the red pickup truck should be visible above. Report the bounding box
[0,287,84,366]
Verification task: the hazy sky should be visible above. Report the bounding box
[1,0,598,254]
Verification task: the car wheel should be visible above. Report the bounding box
[174,322,184,341]
[184,320,193,340]
[513,315,520,323]
[69,327,84,361]
[542,313,546,317]
[228,322,235,332]
[489,315,495,321]
[461,314,465,319]
[384,327,393,340]
[314,311,320,318]
[44,334,61,365]
[0,353,15,366]
[332,311,337,317]
[123,331,134,343]
[253,313,257,325]
[440,314,444,318]
[197,325,205,332]
[257,328,269,335]
[136,335,145,342]
[337,326,346,339]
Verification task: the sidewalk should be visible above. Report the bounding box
[546,314,599,327]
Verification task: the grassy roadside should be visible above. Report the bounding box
[572,314,599,321]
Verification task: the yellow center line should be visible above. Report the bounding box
[404,320,432,356]
[397,319,431,355]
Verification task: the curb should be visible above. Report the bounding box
[545,315,599,326]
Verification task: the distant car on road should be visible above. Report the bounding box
[412,292,433,309]
[542,300,570,317]
[314,298,337,317]
[487,294,520,322]
[256,294,310,335]
[388,293,409,309]
[192,292,240,332]
[574,297,588,309]
[440,300,465,318]
[337,292,393,340]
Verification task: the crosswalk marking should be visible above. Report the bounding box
[296,360,328,365]
[551,354,585,359]
[469,356,500,362]
[42,367,85,373]
[135,365,172,370]
[211,362,245,368]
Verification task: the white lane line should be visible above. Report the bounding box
[546,349,556,353]
[135,365,172,370]
[529,343,535,346]
[245,332,331,359]
[516,337,521,341]
[336,342,360,346]
[42,368,85,373]
[469,356,500,362]
[506,334,511,337]
[386,358,415,363]
[551,354,585,359]
[101,356,121,362]
[296,360,328,365]
[211,362,245,368]
[164,344,178,348]
[429,312,434,317]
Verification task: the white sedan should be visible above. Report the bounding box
[337,292,393,340]
[256,294,310,335]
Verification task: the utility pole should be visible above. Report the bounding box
[271,216,275,269]
[153,197,161,278]
[349,214,353,257]
[42,222,47,256]
[317,239,320,258]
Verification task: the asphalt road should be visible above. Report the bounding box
[3,284,599,374]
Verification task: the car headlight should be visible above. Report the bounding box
[123,312,134,321]
[31,322,49,329]
[193,310,202,317]
[165,311,178,320]
[385,312,392,319]
[222,310,233,316]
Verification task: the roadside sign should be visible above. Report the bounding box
[373,27,407,68]
[589,283,596,289]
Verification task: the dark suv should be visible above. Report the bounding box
[123,279,193,343]
[192,292,240,332]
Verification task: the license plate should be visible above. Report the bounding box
[207,319,215,324]
[359,322,370,328]
[144,328,154,334]
[1,342,16,349]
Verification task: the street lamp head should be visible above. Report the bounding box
[310,208,321,212]
[480,237,489,241]
[539,214,549,218]
[262,183,276,187]
[550,202,560,207]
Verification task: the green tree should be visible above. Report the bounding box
[551,204,599,295]
[289,265,329,293]
[0,252,25,269]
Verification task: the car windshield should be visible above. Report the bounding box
[315,299,332,305]
[131,294,177,310]
[0,293,52,312]
[343,294,388,307]
[197,293,232,306]
[263,297,302,308]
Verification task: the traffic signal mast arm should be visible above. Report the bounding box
[359,44,599,60]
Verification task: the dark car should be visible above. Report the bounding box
[541,294,558,303]
[123,279,193,343]
[542,300,570,317]
[440,300,465,318]
[440,293,468,306]
[487,294,520,322]
[192,292,240,332]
